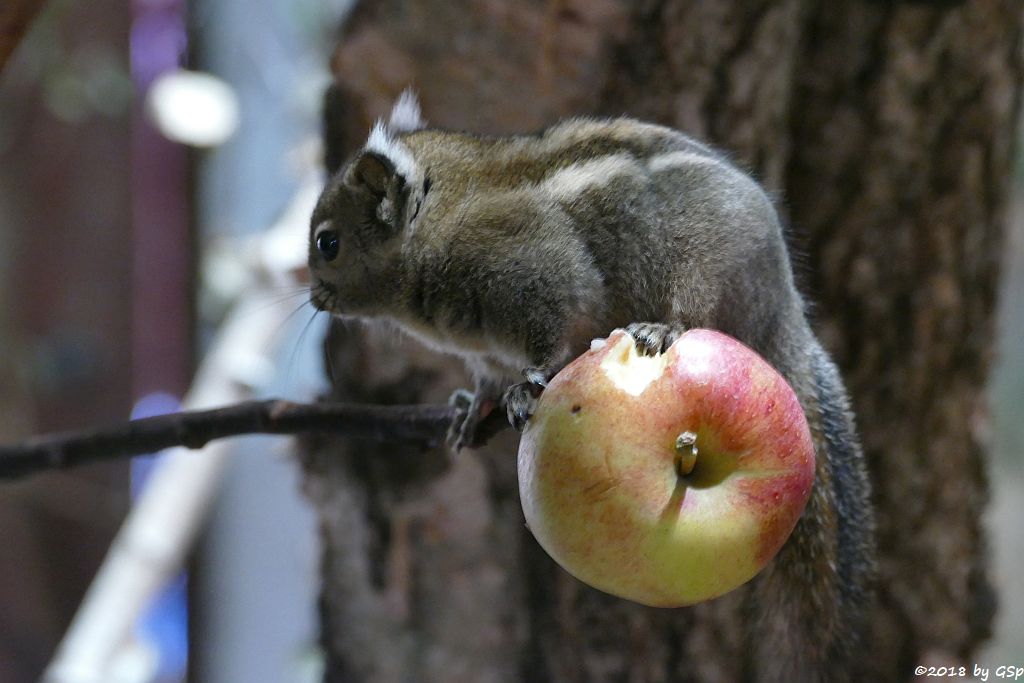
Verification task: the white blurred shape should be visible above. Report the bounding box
[146,70,240,148]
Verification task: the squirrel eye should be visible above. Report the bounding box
[316,230,340,261]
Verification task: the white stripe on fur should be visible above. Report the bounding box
[540,154,638,202]
[647,150,717,173]
[388,88,425,132]
[365,120,420,181]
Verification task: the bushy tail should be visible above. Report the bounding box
[744,340,876,682]
[811,341,877,669]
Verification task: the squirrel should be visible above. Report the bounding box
[308,90,877,682]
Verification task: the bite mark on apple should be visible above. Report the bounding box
[599,332,670,396]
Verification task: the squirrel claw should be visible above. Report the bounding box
[522,367,549,388]
[504,380,543,431]
[626,322,687,356]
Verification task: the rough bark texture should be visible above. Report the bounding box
[299,1,1023,680]
[787,3,1020,674]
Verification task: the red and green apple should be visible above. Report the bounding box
[517,328,815,607]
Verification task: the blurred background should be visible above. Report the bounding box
[0,1,350,681]
[0,1,1021,682]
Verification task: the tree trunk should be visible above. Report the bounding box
[298,1,1023,680]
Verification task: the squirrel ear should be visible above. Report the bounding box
[347,151,399,196]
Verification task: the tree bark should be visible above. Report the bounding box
[299,1,1023,680]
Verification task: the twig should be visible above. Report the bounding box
[0,399,511,481]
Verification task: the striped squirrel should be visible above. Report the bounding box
[308,91,876,682]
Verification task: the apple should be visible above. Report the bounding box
[517,328,815,607]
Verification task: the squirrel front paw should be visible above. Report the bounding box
[626,322,687,356]
[504,367,549,431]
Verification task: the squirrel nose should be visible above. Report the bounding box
[315,229,340,262]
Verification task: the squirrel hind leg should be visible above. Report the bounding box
[446,376,506,451]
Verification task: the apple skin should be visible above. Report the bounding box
[517,328,815,607]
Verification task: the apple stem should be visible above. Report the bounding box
[675,431,698,477]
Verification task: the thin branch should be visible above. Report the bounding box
[0,399,511,481]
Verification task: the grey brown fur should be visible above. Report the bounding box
[309,99,876,682]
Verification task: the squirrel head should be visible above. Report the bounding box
[309,89,426,318]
